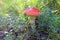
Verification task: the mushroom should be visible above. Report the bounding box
[24,7,40,28]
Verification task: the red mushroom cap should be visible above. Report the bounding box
[24,7,40,16]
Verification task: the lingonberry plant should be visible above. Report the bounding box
[0,0,60,40]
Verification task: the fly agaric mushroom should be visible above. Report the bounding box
[24,7,40,28]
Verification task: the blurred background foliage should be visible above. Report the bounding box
[0,0,60,40]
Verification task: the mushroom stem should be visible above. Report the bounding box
[30,16,36,28]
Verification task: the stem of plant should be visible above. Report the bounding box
[30,16,36,32]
